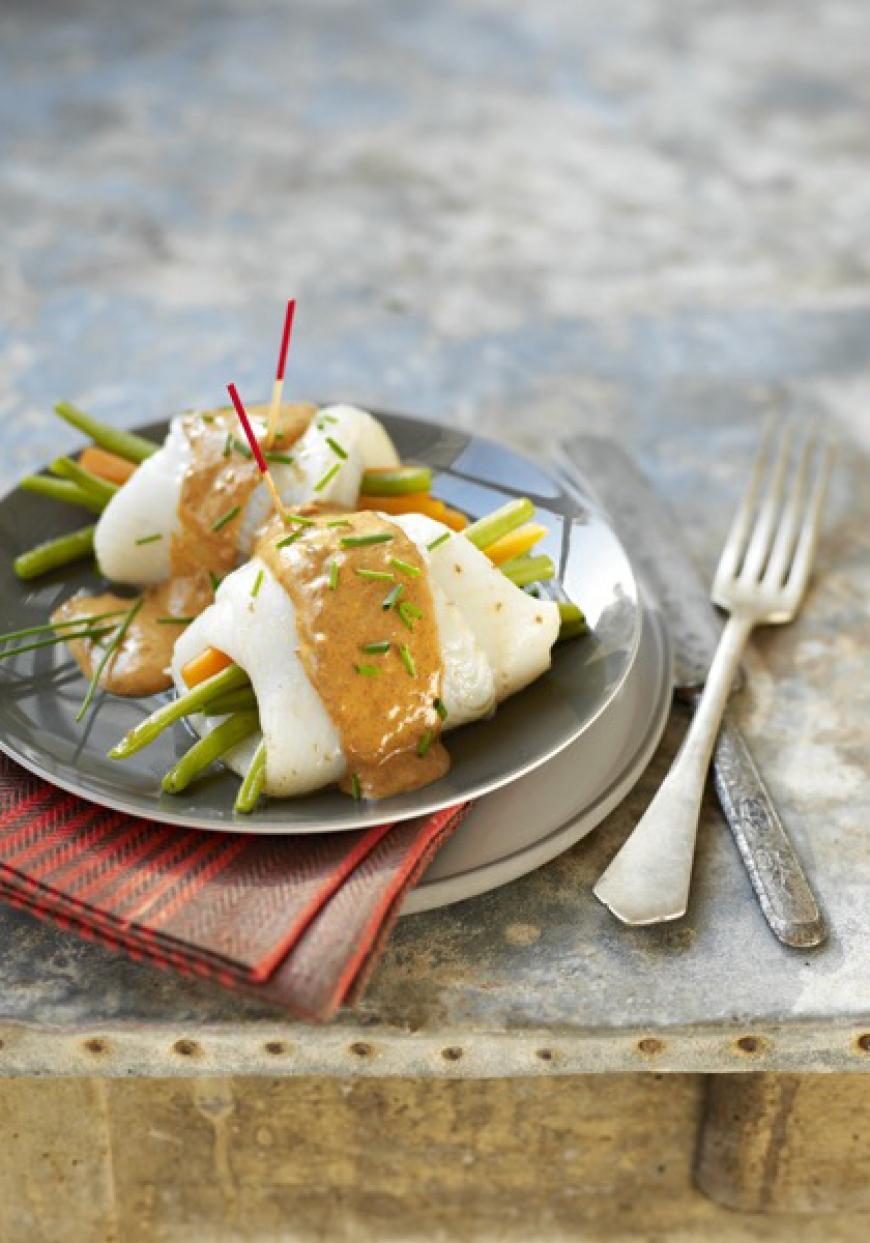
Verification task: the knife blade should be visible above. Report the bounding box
[557,434,826,949]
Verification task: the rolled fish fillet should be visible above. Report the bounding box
[171,515,560,798]
[94,404,399,585]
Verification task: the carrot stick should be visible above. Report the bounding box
[357,492,468,528]
[79,445,138,486]
[357,491,436,515]
[440,505,469,531]
[181,647,234,688]
[484,522,548,565]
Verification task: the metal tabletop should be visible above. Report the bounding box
[1,0,868,1076]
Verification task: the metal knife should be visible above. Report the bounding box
[558,435,826,949]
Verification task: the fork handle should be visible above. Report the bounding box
[594,613,753,924]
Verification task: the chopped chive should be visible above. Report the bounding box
[134,533,162,546]
[326,436,347,460]
[361,640,391,654]
[155,616,193,625]
[318,414,338,426]
[398,644,416,677]
[283,512,315,526]
[355,568,394,581]
[390,556,421,577]
[314,463,341,492]
[211,505,240,532]
[265,451,294,465]
[434,697,448,721]
[327,560,340,590]
[76,596,144,722]
[0,626,114,662]
[354,663,381,677]
[232,437,253,459]
[351,773,362,799]
[275,531,303,550]
[382,583,404,611]
[250,568,265,598]
[326,518,351,528]
[417,730,433,758]
[201,413,215,423]
[427,532,450,551]
[397,601,423,630]
[0,610,126,645]
[341,532,394,548]
[209,571,223,593]
[222,432,232,458]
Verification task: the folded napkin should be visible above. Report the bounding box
[0,754,466,1021]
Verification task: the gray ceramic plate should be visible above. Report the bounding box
[0,411,640,833]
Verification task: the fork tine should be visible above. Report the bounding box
[741,423,794,582]
[784,439,835,603]
[715,419,776,585]
[763,432,815,587]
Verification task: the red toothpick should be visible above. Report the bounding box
[228,381,286,519]
[265,298,296,449]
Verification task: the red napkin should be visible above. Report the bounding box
[0,754,467,1021]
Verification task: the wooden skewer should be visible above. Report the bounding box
[227,382,287,520]
[264,298,296,450]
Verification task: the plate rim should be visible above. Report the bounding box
[402,596,673,913]
[0,410,643,832]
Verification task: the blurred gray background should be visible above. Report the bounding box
[2,0,869,494]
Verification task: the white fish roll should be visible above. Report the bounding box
[237,404,399,551]
[95,405,400,586]
[94,418,192,585]
[390,513,561,700]
[172,561,346,796]
[171,564,499,796]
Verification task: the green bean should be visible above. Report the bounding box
[500,554,556,588]
[360,465,432,496]
[13,525,96,580]
[161,711,260,794]
[54,401,158,464]
[234,737,267,813]
[202,688,259,716]
[19,475,105,514]
[50,456,118,506]
[557,601,587,642]
[108,664,250,759]
[464,498,534,550]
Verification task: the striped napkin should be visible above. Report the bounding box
[0,754,466,1021]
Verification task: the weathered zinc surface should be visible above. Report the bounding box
[0,0,868,1073]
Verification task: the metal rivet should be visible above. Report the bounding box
[349,1042,372,1058]
[536,1048,555,1062]
[83,1037,108,1055]
[637,1038,664,1056]
[264,1041,288,1056]
[855,1033,870,1053]
[172,1039,201,1058]
[441,1046,463,1062]
[735,1036,765,1055]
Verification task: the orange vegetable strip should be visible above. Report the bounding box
[78,445,138,486]
[484,522,548,565]
[439,505,469,532]
[181,646,234,689]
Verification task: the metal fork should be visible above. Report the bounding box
[594,423,834,926]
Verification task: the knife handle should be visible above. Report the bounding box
[701,695,827,948]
